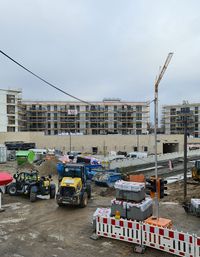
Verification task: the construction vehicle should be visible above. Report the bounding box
[56,163,91,208]
[191,160,200,181]
[7,171,56,202]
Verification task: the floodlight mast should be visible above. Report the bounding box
[154,52,173,219]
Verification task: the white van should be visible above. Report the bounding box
[127,152,147,159]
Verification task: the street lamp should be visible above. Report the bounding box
[154,53,173,219]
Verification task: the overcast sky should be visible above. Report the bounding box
[0,0,200,110]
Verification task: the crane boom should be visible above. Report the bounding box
[155,52,173,92]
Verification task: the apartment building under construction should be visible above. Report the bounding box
[23,98,150,135]
[0,89,26,133]
[162,101,200,138]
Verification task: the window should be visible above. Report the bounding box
[136,122,142,128]
[170,108,176,115]
[54,105,57,111]
[54,113,58,120]
[144,146,148,152]
[136,113,142,120]
[136,105,142,112]
[181,107,190,113]
[7,126,15,132]
[7,105,15,114]
[7,94,15,104]
[134,147,138,151]
[8,116,15,125]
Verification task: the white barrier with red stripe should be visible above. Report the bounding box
[142,223,195,257]
[96,216,142,245]
[96,215,199,257]
[195,237,200,257]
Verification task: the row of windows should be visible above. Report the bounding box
[28,104,145,111]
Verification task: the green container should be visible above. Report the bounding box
[16,150,35,165]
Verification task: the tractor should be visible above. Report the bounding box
[56,163,91,208]
[191,160,200,181]
[7,171,56,202]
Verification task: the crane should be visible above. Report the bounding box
[154,52,174,219]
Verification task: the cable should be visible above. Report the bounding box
[0,50,91,105]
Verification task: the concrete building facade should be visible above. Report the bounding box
[0,89,26,132]
[162,101,200,138]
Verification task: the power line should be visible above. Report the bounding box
[0,50,91,105]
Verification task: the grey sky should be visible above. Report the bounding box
[0,0,200,109]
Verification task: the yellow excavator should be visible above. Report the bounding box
[191,160,200,181]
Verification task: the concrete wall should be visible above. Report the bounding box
[0,132,193,155]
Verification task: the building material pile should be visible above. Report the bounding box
[111,180,153,221]
[93,180,153,225]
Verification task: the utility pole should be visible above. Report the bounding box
[154,53,173,219]
[69,131,71,153]
[182,102,192,202]
[183,115,187,201]
[137,133,139,151]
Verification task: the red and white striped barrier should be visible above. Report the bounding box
[142,223,195,257]
[195,237,200,257]
[96,216,142,245]
[96,215,199,257]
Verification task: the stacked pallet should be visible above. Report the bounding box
[110,180,153,221]
[190,198,200,216]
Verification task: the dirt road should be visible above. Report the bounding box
[0,162,199,257]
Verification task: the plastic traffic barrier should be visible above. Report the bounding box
[95,209,199,257]
[96,215,142,245]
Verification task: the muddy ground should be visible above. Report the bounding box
[0,161,200,257]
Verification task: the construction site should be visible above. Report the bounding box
[1,2,200,256]
[0,145,199,257]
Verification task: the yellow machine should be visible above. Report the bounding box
[60,177,82,191]
[56,164,91,208]
[191,160,200,181]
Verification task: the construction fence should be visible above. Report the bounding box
[96,215,200,257]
